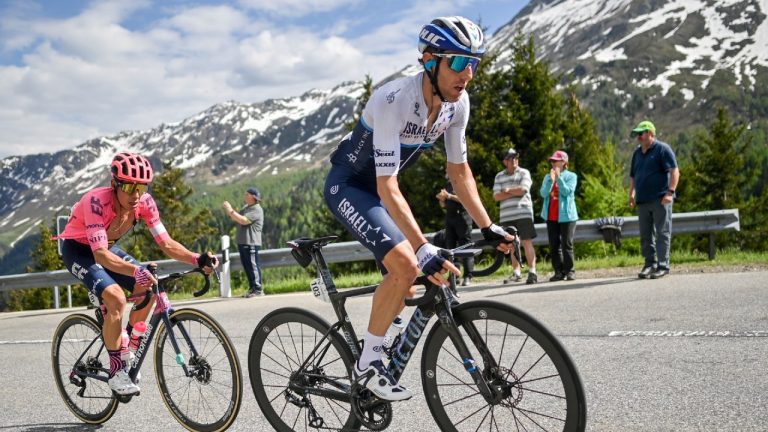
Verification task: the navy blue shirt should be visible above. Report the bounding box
[630,139,678,204]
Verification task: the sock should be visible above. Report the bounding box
[357,331,385,371]
[529,268,536,274]
[514,269,521,277]
[108,349,123,378]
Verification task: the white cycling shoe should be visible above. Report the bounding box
[354,360,413,401]
[109,370,140,396]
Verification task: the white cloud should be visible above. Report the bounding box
[236,0,361,17]
[0,0,507,159]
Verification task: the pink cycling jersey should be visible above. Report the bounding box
[57,187,170,251]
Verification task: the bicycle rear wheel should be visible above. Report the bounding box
[154,308,243,432]
[248,308,359,432]
[421,301,586,432]
[51,313,118,424]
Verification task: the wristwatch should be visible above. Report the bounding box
[667,189,676,197]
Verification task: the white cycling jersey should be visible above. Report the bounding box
[330,72,469,183]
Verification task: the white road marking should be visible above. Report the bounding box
[609,330,768,337]
[0,338,92,345]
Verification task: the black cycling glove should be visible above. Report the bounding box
[481,224,507,242]
[196,252,218,269]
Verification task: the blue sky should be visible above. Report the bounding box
[0,0,527,158]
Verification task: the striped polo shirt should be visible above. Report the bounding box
[493,167,534,222]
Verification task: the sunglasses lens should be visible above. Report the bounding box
[120,183,148,194]
[448,56,480,73]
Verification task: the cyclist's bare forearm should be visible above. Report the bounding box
[377,176,428,250]
[447,162,492,229]
[158,238,198,266]
[94,248,139,277]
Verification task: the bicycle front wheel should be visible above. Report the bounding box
[51,313,118,424]
[154,308,243,432]
[421,301,586,432]
[248,308,359,432]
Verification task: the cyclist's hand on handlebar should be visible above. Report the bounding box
[195,252,219,274]
[416,243,460,286]
[134,265,157,288]
[481,224,517,253]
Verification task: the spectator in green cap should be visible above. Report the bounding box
[628,120,680,279]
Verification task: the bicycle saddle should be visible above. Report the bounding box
[287,236,339,267]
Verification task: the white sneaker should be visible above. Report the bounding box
[109,370,140,395]
[354,360,412,401]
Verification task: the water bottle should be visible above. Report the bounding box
[128,321,147,353]
[120,330,132,369]
[382,315,406,351]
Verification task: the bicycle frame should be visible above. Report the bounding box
[300,243,501,403]
[73,270,209,386]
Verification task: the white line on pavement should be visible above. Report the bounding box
[609,330,768,337]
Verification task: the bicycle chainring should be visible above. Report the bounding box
[350,387,392,431]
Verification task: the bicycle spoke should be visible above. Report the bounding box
[422,303,584,431]
[249,311,357,431]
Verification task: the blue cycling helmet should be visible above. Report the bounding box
[418,16,485,56]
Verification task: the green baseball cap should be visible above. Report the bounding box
[630,120,656,137]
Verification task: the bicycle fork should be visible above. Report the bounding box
[435,286,505,405]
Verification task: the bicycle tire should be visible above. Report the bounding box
[154,308,243,432]
[421,301,587,432]
[468,247,506,277]
[248,307,359,432]
[51,313,118,424]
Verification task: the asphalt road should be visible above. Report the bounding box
[1,270,766,431]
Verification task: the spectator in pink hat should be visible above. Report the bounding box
[539,150,579,281]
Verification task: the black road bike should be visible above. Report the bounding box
[248,236,586,431]
[433,226,522,278]
[52,267,243,432]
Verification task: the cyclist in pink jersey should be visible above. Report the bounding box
[58,152,218,396]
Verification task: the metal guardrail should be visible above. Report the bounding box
[0,209,740,303]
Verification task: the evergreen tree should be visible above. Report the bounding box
[346,74,373,131]
[689,107,747,210]
[561,89,627,219]
[465,34,565,205]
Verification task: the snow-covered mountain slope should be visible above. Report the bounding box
[0,80,362,255]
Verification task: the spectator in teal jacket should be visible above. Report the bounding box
[540,150,579,281]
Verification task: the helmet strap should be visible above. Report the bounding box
[424,57,447,103]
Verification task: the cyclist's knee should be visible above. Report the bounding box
[383,248,419,284]
[101,284,126,313]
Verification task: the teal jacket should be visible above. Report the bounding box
[539,170,579,222]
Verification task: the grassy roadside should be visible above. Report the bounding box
[178,248,768,300]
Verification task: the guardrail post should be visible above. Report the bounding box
[53,286,60,309]
[220,235,232,298]
[67,285,72,308]
[708,233,716,260]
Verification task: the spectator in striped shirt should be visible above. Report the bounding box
[493,149,538,284]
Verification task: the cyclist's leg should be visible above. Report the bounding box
[61,240,137,393]
[325,174,414,400]
[109,245,155,326]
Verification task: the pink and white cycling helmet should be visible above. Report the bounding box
[111,152,153,184]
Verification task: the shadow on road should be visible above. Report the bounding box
[0,424,102,431]
[470,276,638,298]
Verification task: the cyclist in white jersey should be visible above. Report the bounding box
[324,16,514,401]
